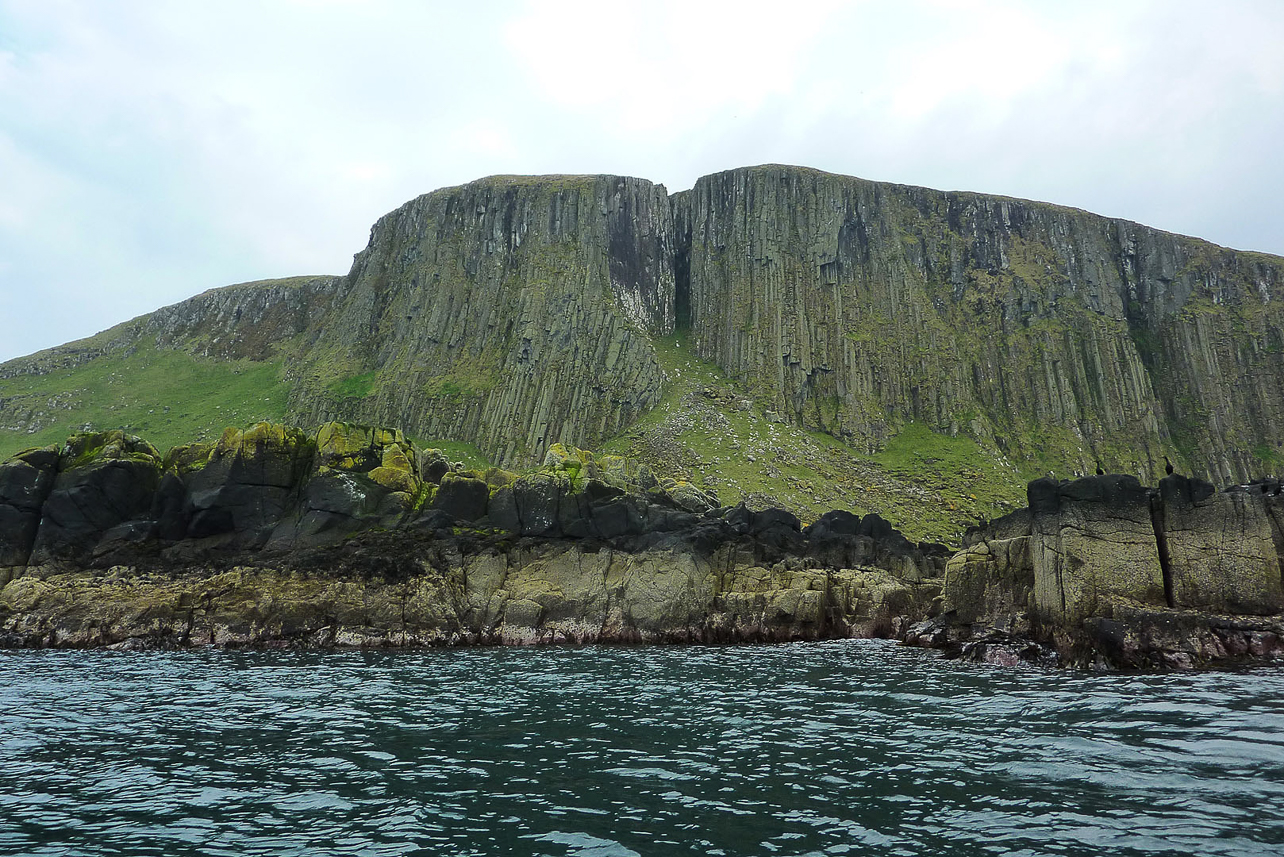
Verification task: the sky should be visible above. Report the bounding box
[1,0,1282,363]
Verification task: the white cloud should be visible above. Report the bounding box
[0,0,1282,362]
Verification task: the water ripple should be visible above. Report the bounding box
[1,643,1283,855]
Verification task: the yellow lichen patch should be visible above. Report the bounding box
[215,422,311,457]
[316,421,369,467]
[482,467,518,493]
[369,465,418,495]
[316,421,416,477]
[380,443,414,473]
[163,441,215,474]
[62,429,162,469]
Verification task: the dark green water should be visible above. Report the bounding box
[1,641,1282,856]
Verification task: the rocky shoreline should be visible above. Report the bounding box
[922,472,1284,669]
[0,423,947,650]
[1,423,1281,670]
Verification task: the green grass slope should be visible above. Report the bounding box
[0,336,291,460]
[599,333,1032,544]
[0,322,1032,545]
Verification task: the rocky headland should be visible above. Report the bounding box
[1,164,1281,669]
[922,471,1284,669]
[2,423,1281,671]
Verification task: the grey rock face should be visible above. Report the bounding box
[943,472,1284,667]
[1026,475,1168,621]
[680,165,1284,484]
[7,165,1281,490]
[288,175,678,467]
[0,276,344,379]
[1159,475,1284,614]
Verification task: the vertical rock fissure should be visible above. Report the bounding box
[674,243,691,332]
[1149,492,1176,607]
[671,194,692,334]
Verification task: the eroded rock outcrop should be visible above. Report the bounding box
[0,445,58,579]
[1159,474,1284,615]
[0,428,948,649]
[936,473,1284,668]
[29,431,164,565]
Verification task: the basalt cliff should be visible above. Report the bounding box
[4,166,1282,514]
[1,164,1282,666]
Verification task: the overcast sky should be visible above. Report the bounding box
[2,0,1282,363]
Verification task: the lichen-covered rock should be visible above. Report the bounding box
[666,479,719,514]
[943,537,1033,625]
[184,422,315,542]
[161,442,215,475]
[28,432,163,564]
[0,541,939,650]
[314,421,421,498]
[1159,474,1284,614]
[1027,475,1167,621]
[317,422,406,470]
[255,423,422,550]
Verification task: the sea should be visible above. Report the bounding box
[1,641,1281,856]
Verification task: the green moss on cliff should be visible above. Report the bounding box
[330,371,378,399]
[599,333,1026,544]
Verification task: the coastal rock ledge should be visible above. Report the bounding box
[1,423,1280,670]
[0,424,946,650]
[922,473,1284,669]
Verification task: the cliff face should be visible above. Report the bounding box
[287,175,677,466]
[3,164,1282,492]
[0,277,343,459]
[0,276,343,378]
[682,166,1284,484]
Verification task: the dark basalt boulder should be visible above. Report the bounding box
[28,431,163,564]
[432,473,489,523]
[513,472,568,536]
[150,472,190,542]
[485,485,521,533]
[804,509,945,581]
[1158,473,1216,506]
[184,423,315,545]
[260,423,425,550]
[0,446,59,567]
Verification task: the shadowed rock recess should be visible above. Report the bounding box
[1,164,1282,666]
